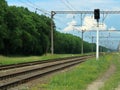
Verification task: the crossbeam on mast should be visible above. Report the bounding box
[53,11,120,14]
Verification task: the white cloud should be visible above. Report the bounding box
[68,20,77,26]
[63,16,116,33]
[108,27,116,31]
[81,16,97,30]
[63,20,77,32]
[80,16,108,31]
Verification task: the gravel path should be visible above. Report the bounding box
[86,64,116,90]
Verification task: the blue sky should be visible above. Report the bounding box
[6,0,120,50]
[6,0,120,11]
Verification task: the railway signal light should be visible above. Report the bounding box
[94,9,100,60]
[94,9,100,20]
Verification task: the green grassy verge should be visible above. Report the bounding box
[31,55,112,90]
[100,53,120,90]
[0,54,83,65]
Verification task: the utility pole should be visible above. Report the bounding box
[81,14,84,54]
[91,36,94,52]
[81,30,85,54]
[35,8,38,14]
[51,11,56,54]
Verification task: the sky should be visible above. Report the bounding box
[6,0,120,50]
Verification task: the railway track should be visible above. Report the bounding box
[0,55,90,71]
[0,55,94,90]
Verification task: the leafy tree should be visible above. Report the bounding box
[0,0,109,55]
[0,0,8,54]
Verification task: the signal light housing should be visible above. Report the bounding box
[94,9,100,19]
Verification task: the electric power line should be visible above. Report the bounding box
[18,0,36,9]
[18,0,50,16]
[61,0,74,10]
[18,0,67,26]
[27,0,50,15]
[65,0,77,10]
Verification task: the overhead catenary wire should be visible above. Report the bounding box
[65,0,77,10]
[26,0,50,15]
[61,0,74,10]
[17,0,50,16]
[18,0,36,10]
[19,0,86,32]
[19,0,69,32]
[60,0,78,20]
[17,0,67,26]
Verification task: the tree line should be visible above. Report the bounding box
[0,0,108,55]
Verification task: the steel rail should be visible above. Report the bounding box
[0,55,91,71]
[0,55,94,90]
[0,56,91,80]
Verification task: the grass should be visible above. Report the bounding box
[30,54,112,90]
[100,53,120,90]
[0,54,84,65]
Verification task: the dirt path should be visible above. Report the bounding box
[115,85,120,90]
[86,65,116,90]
